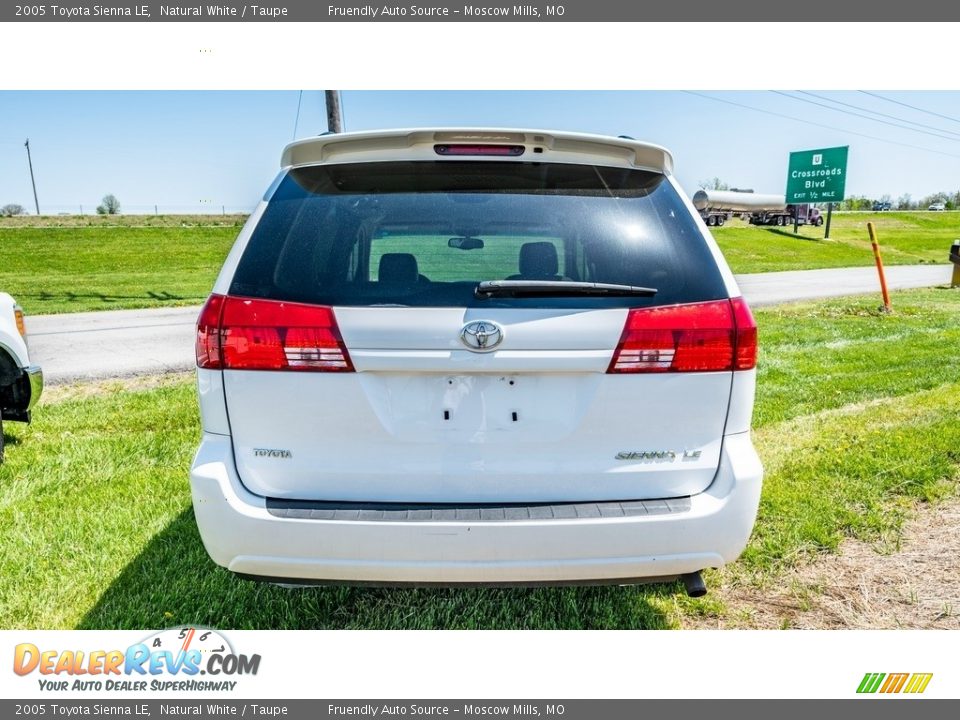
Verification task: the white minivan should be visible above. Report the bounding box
[190,129,763,595]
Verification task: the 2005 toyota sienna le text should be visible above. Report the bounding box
[190,128,763,595]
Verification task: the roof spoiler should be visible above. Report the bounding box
[280,128,674,175]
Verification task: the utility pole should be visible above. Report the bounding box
[24,139,40,215]
[325,90,343,133]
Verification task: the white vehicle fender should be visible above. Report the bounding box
[0,292,30,368]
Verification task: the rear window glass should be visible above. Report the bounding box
[230,161,728,309]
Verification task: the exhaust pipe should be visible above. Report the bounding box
[681,571,707,598]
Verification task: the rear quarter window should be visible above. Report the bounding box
[230,161,728,309]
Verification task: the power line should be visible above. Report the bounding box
[682,91,960,160]
[771,90,960,143]
[797,91,960,139]
[859,91,960,125]
[292,90,303,140]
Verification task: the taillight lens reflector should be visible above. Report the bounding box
[608,298,757,374]
[730,296,758,371]
[196,294,354,372]
[196,294,225,369]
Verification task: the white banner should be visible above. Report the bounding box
[2,630,952,699]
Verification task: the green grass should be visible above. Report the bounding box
[713,211,957,273]
[752,289,960,426]
[2,211,956,315]
[742,384,959,577]
[1,288,959,629]
[0,223,239,315]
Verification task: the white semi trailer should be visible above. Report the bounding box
[692,189,822,227]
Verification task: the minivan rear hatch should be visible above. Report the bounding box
[213,159,742,503]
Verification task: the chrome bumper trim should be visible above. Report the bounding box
[25,365,43,410]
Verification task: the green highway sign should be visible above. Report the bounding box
[785,146,849,203]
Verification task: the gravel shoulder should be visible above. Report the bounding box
[690,498,960,629]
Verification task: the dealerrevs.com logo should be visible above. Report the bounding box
[13,627,261,693]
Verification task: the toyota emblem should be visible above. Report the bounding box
[460,320,504,352]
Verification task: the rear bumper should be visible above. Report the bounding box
[189,432,762,585]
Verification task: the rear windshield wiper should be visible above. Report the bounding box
[475,280,657,299]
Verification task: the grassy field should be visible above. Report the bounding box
[1,287,958,630]
[0,217,242,315]
[713,211,957,273]
[1,211,956,315]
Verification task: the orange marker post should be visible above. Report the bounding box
[867,222,891,313]
[951,240,960,288]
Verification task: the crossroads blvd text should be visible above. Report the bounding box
[327,4,566,17]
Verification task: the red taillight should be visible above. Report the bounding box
[195,295,354,372]
[607,299,757,374]
[196,294,225,369]
[730,296,758,371]
[434,144,525,156]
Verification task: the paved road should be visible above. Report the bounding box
[28,306,201,385]
[737,264,950,307]
[27,264,953,385]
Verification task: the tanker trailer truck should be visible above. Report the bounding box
[692,189,823,227]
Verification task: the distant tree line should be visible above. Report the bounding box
[96,194,121,215]
[699,178,730,191]
[830,190,959,211]
[1,203,26,217]
[0,194,121,217]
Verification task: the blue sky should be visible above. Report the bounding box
[1,91,959,213]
